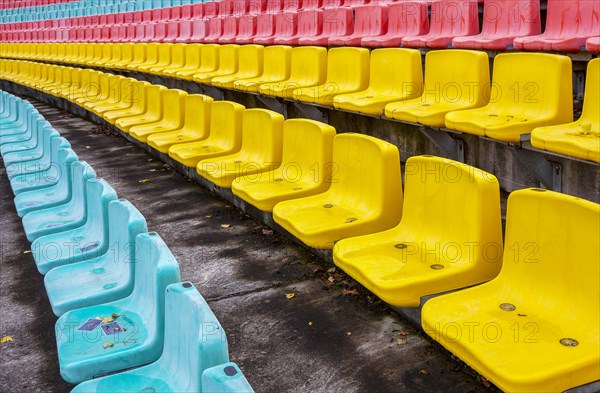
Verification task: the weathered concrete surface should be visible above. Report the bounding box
[0,98,496,392]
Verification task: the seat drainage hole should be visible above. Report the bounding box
[560,338,579,347]
[293,187,302,191]
[182,282,192,288]
[224,366,238,376]
[275,178,283,182]
[141,388,156,393]
[499,303,516,312]
[346,218,357,223]
[323,204,333,208]
[395,243,408,249]
[430,264,444,270]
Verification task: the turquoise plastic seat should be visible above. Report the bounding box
[70,282,230,392]
[14,148,79,218]
[0,99,30,128]
[0,109,39,137]
[10,138,71,195]
[202,363,255,393]
[2,123,58,171]
[0,117,48,155]
[22,161,96,242]
[56,233,181,384]
[44,199,148,317]
[32,178,117,275]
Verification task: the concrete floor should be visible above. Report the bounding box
[0,99,494,392]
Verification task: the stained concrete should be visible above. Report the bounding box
[0,98,495,392]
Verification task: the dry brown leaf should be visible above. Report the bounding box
[23,250,32,254]
[285,293,295,299]
[327,276,335,283]
[262,229,273,235]
[0,336,13,344]
[205,215,212,218]
[326,267,336,273]
[396,338,407,346]
[103,342,114,349]
[419,369,430,375]
[138,179,150,184]
[341,289,359,296]
[101,317,113,323]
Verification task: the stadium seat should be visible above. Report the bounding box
[197,109,284,188]
[148,44,175,74]
[114,85,168,132]
[445,53,573,143]
[13,148,78,217]
[333,48,423,116]
[129,89,187,143]
[586,36,600,53]
[211,44,263,88]
[232,119,336,212]
[218,15,239,43]
[70,283,232,393]
[146,94,214,153]
[102,81,152,125]
[234,14,258,44]
[293,47,370,106]
[334,155,502,307]
[90,78,141,116]
[513,0,600,52]
[176,44,219,80]
[192,44,239,84]
[202,363,255,393]
[162,44,202,77]
[250,13,275,44]
[168,101,245,168]
[31,178,117,275]
[452,0,541,51]
[44,199,148,317]
[189,19,208,42]
[385,50,490,127]
[329,4,388,46]
[531,58,599,163]
[422,188,600,392]
[0,113,45,151]
[258,46,326,99]
[22,161,96,243]
[254,11,298,45]
[153,43,187,76]
[204,16,224,43]
[362,1,429,47]
[274,9,322,45]
[233,45,292,93]
[55,232,181,384]
[273,133,403,249]
[298,7,353,46]
[402,0,479,49]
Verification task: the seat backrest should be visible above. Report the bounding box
[490,53,573,120]
[368,48,423,98]
[297,9,322,36]
[221,15,239,39]
[145,84,168,118]
[144,43,160,65]
[118,43,134,63]
[429,0,479,37]
[160,89,187,127]
[262,45,292,80]
[82,178,118,254]
[68,160,97,215]
[155,43,173,65]
[237,14,257,39]
[324,47,370,91]
[182,94,213,138]
[275,11,298,37]
[327,133,402,217]
[52,148,79,201]
[207,16,223,39]
[289,46,327,84]
[579,58,599,130]
[157,282,229,392]
[352,4,388,37]
[215,44,239,73]
[198,44,220,72]
[255,13,275,38]
[182,44,201,68]
[205,100,245,150]
[170,43,186,67]
[236,44,263,76]
[386,1,429,36]
[544,0,600,37]
[480,0,541,36]
[421,50,490,106]
[280,118,335,185]
[322,7,353,36]
[499,188,599,318]
[126,232,181,334]
[401,155,502,267]
[239,108,284,164]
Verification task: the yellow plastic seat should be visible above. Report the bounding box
[89,44,114,67]
[115,85,168,132]
[258,46,327,99]
[212,45,264,89]
[163,44,202,77]
[385,50,490,127]
[148,44,174,74]
[232,119,336,212]
[91,77,140,116]
[47,67,80,98]
[109,44,135,70]
[168,101,245,168]
[445,53,573,143]
[333,48,423,117]
[129,89,188,142]
[334,155,503,307]
[531,58,599,163]
[102,80,151,124]
[197,109,284,188]
[192,44,239,85]
[292,47,370,106]
[422,188,600,393]
[71,71,103,105]
[132,43,161,71]
[153,44,186,76]
[233,45,292,93]
[102,44,123,68]
[176,44,217,80]
[273,133,402,249]
[81,74,124,111]
[146,94,214,153]
[126,44,149,71]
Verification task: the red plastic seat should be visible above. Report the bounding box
[125,25,136,41]
[254,11,298,45]
[266,0,284,13]
[219,0,251,15]
[251,13,276,44]
[176,20,193,43]
[180,4,193,20]
[402,0,480,49]
[154,22,168,42]
[453,0,541,51]
[298,6,353,45]
[513,0,600,52]
[303,0,322,9]
[274,9,321,45]
[191,3,204,19]
[164,21,181,42]
[203,16,224,43]
[204,1,220,17]
[219,0,235,15]
[587,36,600,53]
[151,9,164,21]
[362,1,429,47]
[283,0,303,11]
[189,19,208,42]
[131,24,147,43]
[235,14,258,43]
[218,15,239,43]
[329,4,388,46]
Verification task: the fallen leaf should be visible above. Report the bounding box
[85,146,91,149]
[285,293,295,299]
[394,330,409,336]
[419,369,430,375]
[396,338,407,346]
[224,205,232,208]
[0,336,13,344]
[23,250,31,254]
[147,159,153,162]
[262,229,273,235]
[111,313,119,319]
[327,276,335,283]
[149,169,157,172]
[341,289,359,296]
[103,342,114,349]
[308,321,313,326]
[220,224,231,229]
[138,179,150,184]
[347,332,352,336]
[326,267,336,273]
[101,317,113,323]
